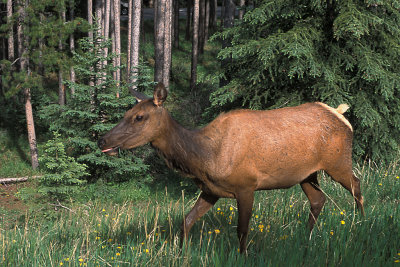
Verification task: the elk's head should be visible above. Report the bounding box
[98,83,168,155]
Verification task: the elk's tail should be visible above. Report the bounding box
[336,104,350,114]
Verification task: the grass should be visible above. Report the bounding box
[1,160,399,266]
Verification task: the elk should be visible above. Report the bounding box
[98,83,365,253]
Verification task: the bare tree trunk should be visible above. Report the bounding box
[59,8,66,105]
[95,0,103,86]
[154,0,165,83]
[88,0,93,42]
[127,0,132,82]
[162,0,172,88]
[238,0,245,20]
[204,0,210,43]
[18,0,39,170]
[113,0,121,95]
[129,0,142,89]
[190,0,199,91]
[209,0,217,31]
[70,0,76,93]
[101,0,111,87]
[7,0,14,61]
[198,0,205,54]
[88,0,94,87]
[185,0,192,41]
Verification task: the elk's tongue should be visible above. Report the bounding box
[102,148,114,153]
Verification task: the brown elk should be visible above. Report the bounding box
[98,83,364,253]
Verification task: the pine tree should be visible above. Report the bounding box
[39,31,149,182]
[211,0,400,162]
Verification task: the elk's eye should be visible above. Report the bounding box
[136,115,143,121]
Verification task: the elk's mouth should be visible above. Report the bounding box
[101,147,119,156]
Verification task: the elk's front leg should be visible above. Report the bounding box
[236,190,254,254]
[181,192,219,246]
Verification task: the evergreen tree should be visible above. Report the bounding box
[39,131,88,200]
[211,0,400,161]
[39,29,149,182]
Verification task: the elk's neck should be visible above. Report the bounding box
[150,115,214,177]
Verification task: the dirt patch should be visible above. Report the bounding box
[0,182,28,212]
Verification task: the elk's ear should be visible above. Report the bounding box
[153,82,168,107]
[130,88,150,103]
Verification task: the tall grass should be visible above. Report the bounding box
[1,160,399,266]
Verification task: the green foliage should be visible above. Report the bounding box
[38,132,88,199]
[211,0,400,161]
[39,29,150,182]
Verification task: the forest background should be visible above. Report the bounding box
[0,0,399,266]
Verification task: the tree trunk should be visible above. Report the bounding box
[70,0,76,93]
[113,0,121,93]
[209,0,217,31]
[129,0,142,89]
[162,0,172,88]
[185,0,191,41]
[88,0,94,87]
[95,0,103,86]
[100,0,111,87]
[190,0,199,91]
[88,0,93,42]
[154,0,165,83]
[238,0,245,20]
[127,0,132,82]
[7,0,14,61]
[199,0,206,54]
[204,0,210,42]
[18,0,39,170]
[59,7,66,105]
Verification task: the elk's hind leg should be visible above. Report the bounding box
[300,172,326,230]
[327,168,365,215]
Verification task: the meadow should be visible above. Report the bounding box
[1,159,399,266]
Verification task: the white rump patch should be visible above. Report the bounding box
[317,102,353,132]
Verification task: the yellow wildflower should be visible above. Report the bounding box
[79,258,84,262]
[145,249,150,253]
[60,262,63,266]
[96,236,100,240]
[340,220,345,225]
[116,252,121,256]
[330,231,334,236]
[214,229,220,234]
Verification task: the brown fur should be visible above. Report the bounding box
[98,84,364,253]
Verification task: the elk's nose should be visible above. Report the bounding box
[98,138,106,149]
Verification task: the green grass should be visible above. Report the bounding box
[1,160,399,266]
[0,130,42,178]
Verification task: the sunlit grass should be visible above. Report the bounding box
[1,159,399,266]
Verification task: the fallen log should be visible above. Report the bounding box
[0,175,41,184]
